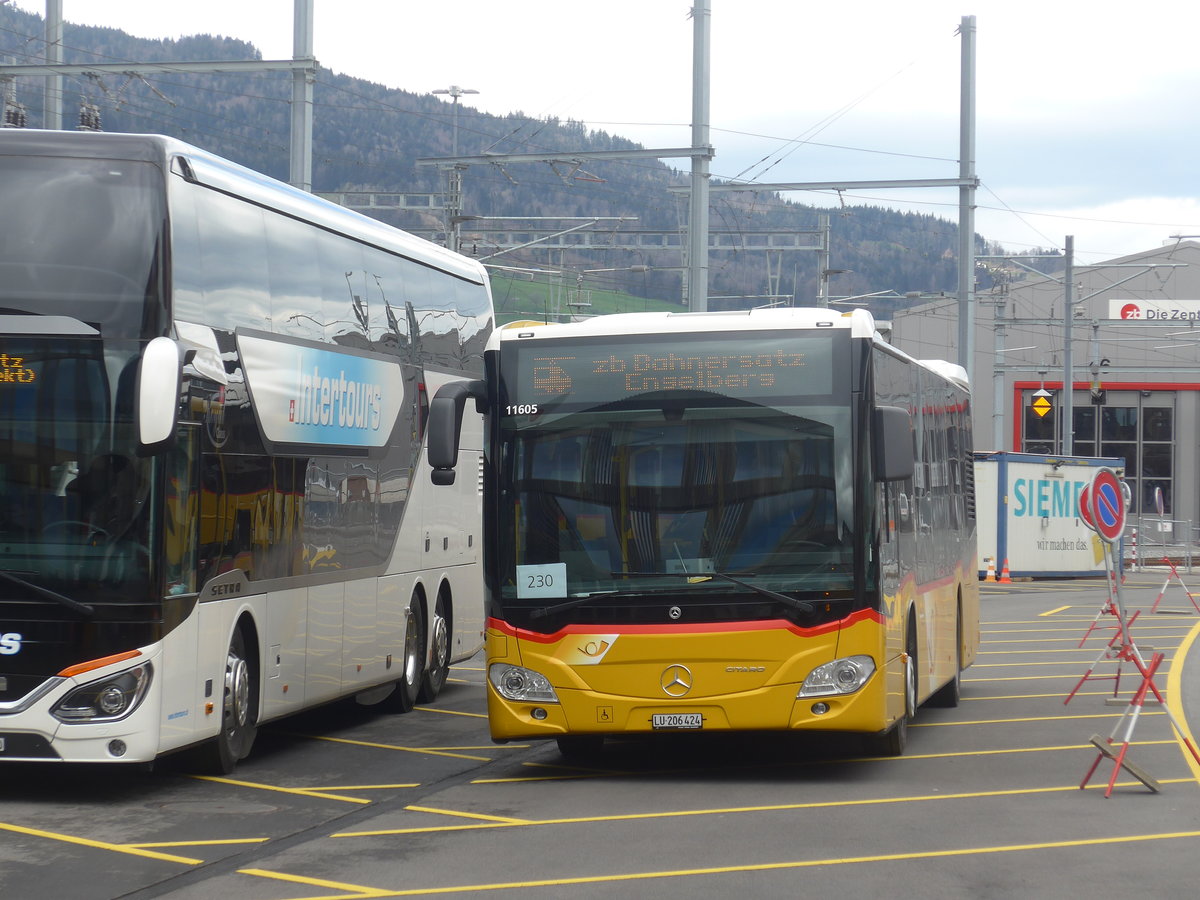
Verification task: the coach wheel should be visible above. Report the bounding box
[418,589,451,703]
[202,626,258,774]
[382,601,425,713]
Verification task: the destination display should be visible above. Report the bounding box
[0,352,37,386]
[505,334,839,410]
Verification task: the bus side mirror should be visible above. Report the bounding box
[428,379,486,486]
[874,405,914,482]
[137,336,181,453]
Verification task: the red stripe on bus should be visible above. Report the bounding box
[488,607,884,644]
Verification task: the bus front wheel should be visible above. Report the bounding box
[200,626,258,774]
[870,622,916,757]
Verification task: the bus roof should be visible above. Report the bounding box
[0,128,487,286]
[497,307,970,391]
[496,306,880,342]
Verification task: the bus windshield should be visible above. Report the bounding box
[496,332,858,624]
[0,335,154,601]
[0,150,163,615]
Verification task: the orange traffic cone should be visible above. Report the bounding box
[999,559,1012,583]
[984,558,996,582]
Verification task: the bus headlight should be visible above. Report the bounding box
[797,655,875,697]
[52,662,153,722]
[488,663,559,703]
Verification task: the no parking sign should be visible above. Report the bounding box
[1079,467,1126,544]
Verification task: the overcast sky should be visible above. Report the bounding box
[9,0,1200,263]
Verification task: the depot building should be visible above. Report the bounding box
[889,239,1200,527]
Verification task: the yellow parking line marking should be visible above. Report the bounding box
[470,739,1181,783]
[1041,605,1072,616]
[970,659,1173,667]
[966,673,1115,682]
[238,868,387,897]
[334,778,1198,838]
[912,711,1162,727]
[292,733,492,761]
[291,831,1200,896]
[307,784,420,791]
[0,822,202,865]
[405,805,532,824]
[125,838,268,849]
[415,707,487,719]
[965,690,1133,700]
[1166,617,1200,783]
[978,648,1167,655]
[192,776,372,805]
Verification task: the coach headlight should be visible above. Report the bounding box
[489,663,559,703]
[798,655,875,697]
[52,662,153,722]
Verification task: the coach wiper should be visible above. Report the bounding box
[610,571,816,615]
[0,570,94,617]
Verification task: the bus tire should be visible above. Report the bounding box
[928,604,962,708]
[385,600,425,713]
[199,626,258,774]
[870,620,916,757]
[417,588,451,703]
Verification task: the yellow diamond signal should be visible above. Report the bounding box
[1032,395,1052,418]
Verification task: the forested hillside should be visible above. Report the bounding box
[0,5,1054,310]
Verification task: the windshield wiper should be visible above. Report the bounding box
[612,571,815,614]
[0,570,95,617]
[528,590,619,620]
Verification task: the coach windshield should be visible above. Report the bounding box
[0,152,166,695]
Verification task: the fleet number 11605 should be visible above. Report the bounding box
[506,404,539,415]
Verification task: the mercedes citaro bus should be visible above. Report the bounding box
[428,307,978,757]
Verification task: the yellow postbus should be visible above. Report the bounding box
[429,307,978,757]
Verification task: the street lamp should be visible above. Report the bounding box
[431,84,479,157]
[431,85,478,255]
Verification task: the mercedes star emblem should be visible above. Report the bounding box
[660,664,693,697]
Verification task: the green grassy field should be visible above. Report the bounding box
[488,272,683,325]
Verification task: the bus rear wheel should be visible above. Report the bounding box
[417,589,450,703]
[927,605,962,708]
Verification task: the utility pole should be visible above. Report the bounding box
[432,85,479,255]
[2,1,317,190]
[957,14,977,384]
[289,0,315,192]
[42,0,61,130]
[2,56,27,127]
[1062,235,1075,454]
[687,0,711,311]
[670,18,977,326]
[432,85,478,157]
